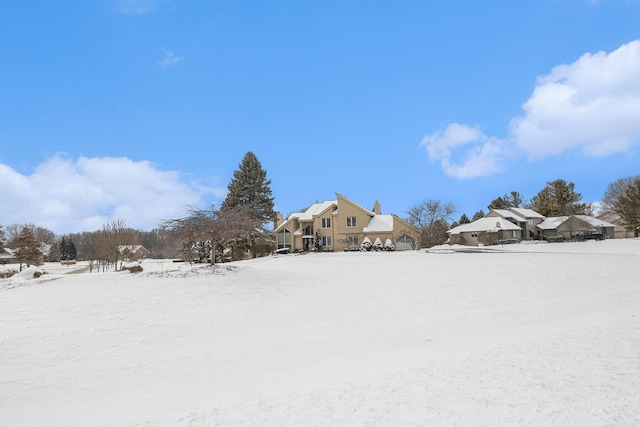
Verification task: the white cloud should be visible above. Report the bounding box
[158,49,184,69]
[510,39,640,159]
[0,156,225,234]
[420,123,510,179]
[421,40,640,178]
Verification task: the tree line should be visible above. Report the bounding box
[0,151,275,270]
[2,155,638,264]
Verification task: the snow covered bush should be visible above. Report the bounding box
[384,239,395,251]
[360,237,372,251]
[373,237,383,251]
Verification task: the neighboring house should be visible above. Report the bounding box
[274,193,420,252]
[485,208,545,240]
[597,211,637,238]
[536,215,617,239]
[447,217,522,246]
[0,247,16,264]
[118,245,150,260]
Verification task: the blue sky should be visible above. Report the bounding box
[1,0,640,234]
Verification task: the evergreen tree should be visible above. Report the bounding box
[67,240,77,260]
[59,237,68,260]
[458,213,470,224]
[60,237,78,261]
[14,226,43,271]
[488,191,525,210]
[471,210,485,221]
[529,179,590,217]
[314,230,323,251]
[220,152,275,224]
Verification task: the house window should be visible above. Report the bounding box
[277,230,292,250]
[303,224,313,236]
[322,218,331,228]
[471,232,478,237]
[347,234,359,247]
[511,230,517,238]
[347,216,357,227]
[528,219,534,225]
[396,234,415,251]
[322,236,332,247]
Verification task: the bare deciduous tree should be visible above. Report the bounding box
[602,176,639,213]
[97,219,137,271]
[164,205,263,264]
[406,199,456,248]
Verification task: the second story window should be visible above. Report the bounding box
[322,218,331,228]
[346,216,357,227]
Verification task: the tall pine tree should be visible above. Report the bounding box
[220,152,275,224]
[529,179,590,217]
[14,226,43,271]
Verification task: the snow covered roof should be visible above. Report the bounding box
[509,208,545,219]
[574,215,616,228]
[537,215,617,230]
[276,201,337,232]
[448,217,522,235]
[537,216,569,230]
[363,215,394,233]
[490,209,524,221]
[296,200,337,221]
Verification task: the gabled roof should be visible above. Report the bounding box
[490,209,525,221]
[297,200,337,221]
[336,193,375,217]
[448,217,522,235]
[275,200,337,233]
[509,208,545,219]
[537,216,569,230]
[537,215,617,230]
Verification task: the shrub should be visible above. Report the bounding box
[373,237,384,251]
[360,237,372,251]
[384,239,395,251]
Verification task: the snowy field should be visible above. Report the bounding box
[1,239,640,426]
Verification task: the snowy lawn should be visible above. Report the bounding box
[1,240,640,426]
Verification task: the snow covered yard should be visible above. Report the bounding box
[1,240,639,426]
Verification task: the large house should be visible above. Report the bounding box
[274,194,420,252]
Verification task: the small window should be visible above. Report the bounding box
[348,235,359,247]
[322,218,331,228]
[347,216,357,227]
[471,232,478,238]
[322,236,332,247]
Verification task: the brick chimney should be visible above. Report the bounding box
[373,201,381,215]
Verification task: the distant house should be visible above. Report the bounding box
[597,211,637,239]
[274,193,420,252]
[0,247,16,264]
[536,215,617,240]
[485,208,545,240]
[447,217,522,246]
[117,245,150,260]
